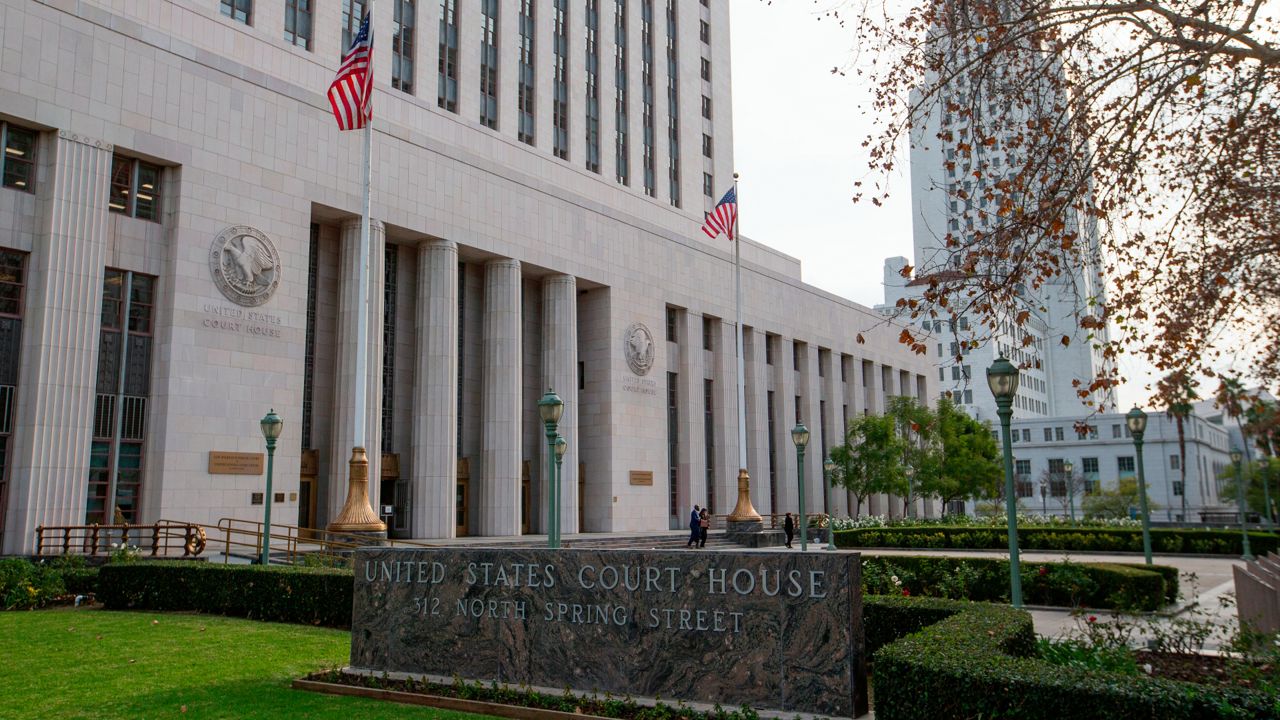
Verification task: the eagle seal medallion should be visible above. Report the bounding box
[209,226,281,307]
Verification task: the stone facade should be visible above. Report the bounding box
[0,0,932,554]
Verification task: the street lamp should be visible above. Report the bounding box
[1230,446,1255,560]
[986,357,1023,608]
[537,388,564,549]
[823,456,836,551]
[554,435,567,542]
[259,409,283,567]
[1126,407,1153,565]
[1039,477,1048,517]
[1063,460,1076,524]
[791,423,810,551]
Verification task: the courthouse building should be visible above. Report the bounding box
[0,0,931,554]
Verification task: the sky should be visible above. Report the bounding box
[727,2,1165,411]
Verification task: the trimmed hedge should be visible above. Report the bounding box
[871,597,1277,719]
[837,525,1279,556]
[864,555,1177,611]
[97,562,353,627]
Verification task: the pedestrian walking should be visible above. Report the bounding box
[687,504,701,547]
[783,512,795,548]
[699,508,710,548]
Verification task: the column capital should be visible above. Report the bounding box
[340,217,385,234]
[418,237,457,252]
[485,257,522,272]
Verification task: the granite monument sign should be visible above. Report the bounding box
[350,548,864,717]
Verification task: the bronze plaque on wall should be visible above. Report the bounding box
[208,451,264,475]
[300,449,319,476]
[629,470,653,486]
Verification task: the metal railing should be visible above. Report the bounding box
[210,517,440,566]
[704,513,831,530]
[34,521,207,558]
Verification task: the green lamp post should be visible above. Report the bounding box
[1231,446,1255,560]
[1126,407,1153,565]
[259,409,283,567]
[554,435,567,544]
[537,388,564,549]
[823,456,836,551]
[791,423,810,551]
[1064,459,1076,524]
[986,357,1023,608]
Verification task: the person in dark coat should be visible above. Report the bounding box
[698,507,710,548]
[783,512,795,548]
[687,504,701,547]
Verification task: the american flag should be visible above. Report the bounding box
[701,187,737,240]
[328,14,373,131]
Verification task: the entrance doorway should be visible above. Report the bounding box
[380,453,410,539]
[521,460,531,534]
[298,449,318,538]
[578,462,585,531]
[456,458,470,536]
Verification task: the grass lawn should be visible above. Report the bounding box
[0,607,491,720]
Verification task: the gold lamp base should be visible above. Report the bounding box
[327,447,387,533]
[727,468,763,522]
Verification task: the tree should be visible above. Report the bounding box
[886,395,942,517]
[1219,458,1279,522]
[832,0,1280,397]
[1082,477,1160,520]
[1158,370,1199,521]
[931,396,1002,511]
[832,413,908,518]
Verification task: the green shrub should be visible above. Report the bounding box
[836,525,1279,556]
[861,555,1173,610]
[872,600,1276,719]
[863,595,972,654]
[0,558,66,610]
[97,562,353,627]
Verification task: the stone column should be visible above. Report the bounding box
[776,338,799,515]
[410,239,458,538]
[541,275,578,535]
[480,259,521,536]
[328,219,385,523]
[866,361,885,517]
[821,353,847,518]
[679,312,707,511]
[4,132,111,555]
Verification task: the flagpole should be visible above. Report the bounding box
[727,173,761,527]
[330,2,385,535]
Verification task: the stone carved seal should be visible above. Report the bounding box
[209,225,281,307]
[623,322,655,376]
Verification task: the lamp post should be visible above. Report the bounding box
[823,456,836,551]
[1230,447,1255,560]
[259,409,283,567]
[1126,407,1153,565]
[1064,460,1075,524]
[792,423,810,551]
[537,389,564,549]
[986,357,1023,608]
[1039,477,1047,517]
[554,435,567,543]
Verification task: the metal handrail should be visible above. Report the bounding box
[34,521,206,557]
[210,517,440,566]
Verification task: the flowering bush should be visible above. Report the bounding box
[831,513,1141,530]
[0,558,66,610]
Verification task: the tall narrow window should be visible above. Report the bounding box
[302,225,318,451]
[641,1,655,196]
[552,0,570,159]
[480,0,499,128]
[89,270,156,525]
[438,0,459,111]
[342,0,367,53]
[767,390,777,513]
[518,0,536,144]
[221,0,252,24]
[704,379,715,515]
[665,0,680,207]
[108,155,162,222]
[284,0,312,49]
[0,250,25,542]
[667,371,680,522]
[382,245,398,453]
[585,0,601,173]
[0,123,37,192]
[392,0,416,93]
[614,0,629,185]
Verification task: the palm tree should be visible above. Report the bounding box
[1157,371,1198,522]
[1216,375,1259,518]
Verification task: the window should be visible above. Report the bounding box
[552,0,570,159]
[221,0,252,24]
[794,395,801,425]
[284,0,312,49]
[1111,424,1121,439]
[704,379,715,514]
[939,368,944,381]
[701,95,712,119]
[342,1,367,53]
[438,0,459,111]
[699,19,709,43]
[665,306,678,342]
[702,133,712,158]
[701,57,711,81]
[518,0,536,143]
[1117,456,1135,477]
[1169,454,1180,470]
[1055,427,1064,441]
[665,0,680,206]
[480,0,499,128]
[108,155,162,222]
[1021,429,1031,442]
[1172,480,1184,497]
[767,391,777,512]
[702,316,714,350]
[392,0,416,93]
[765,335,775,365]
[1044,427,1053,442]
[961,364,971,379]
[792,342,800,371]
[641,0,655,196]
[666,372,679,519]
[1,123,36,192]
[703,172,713,197]
[964,389,972,404]
[1082,457,1099,476]
[585,0,601,172]
[614,0,628,182]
